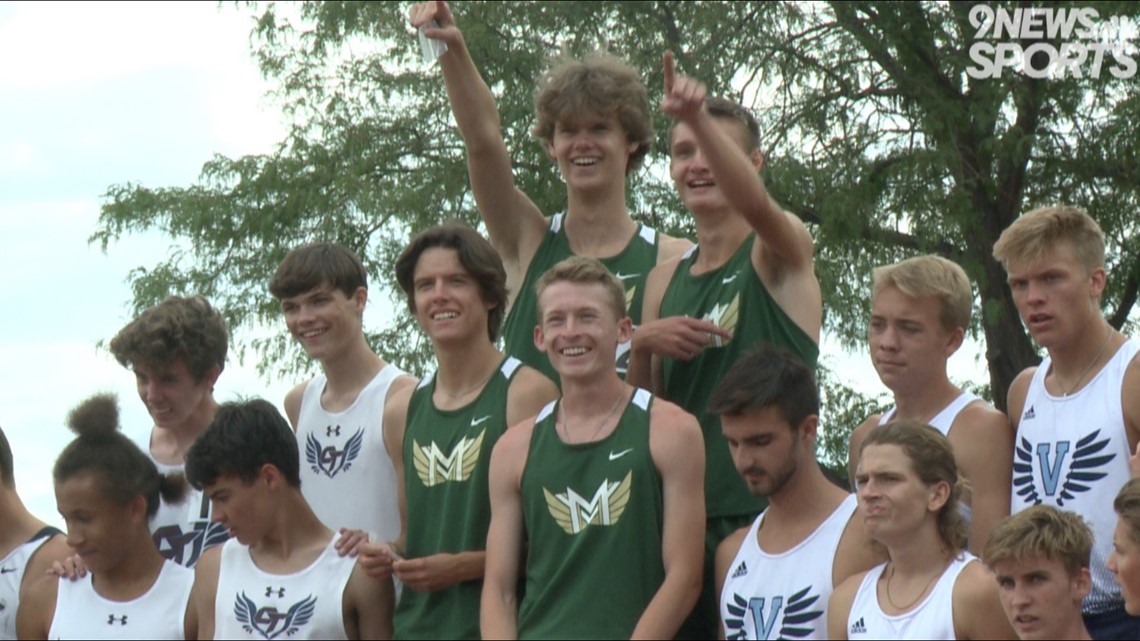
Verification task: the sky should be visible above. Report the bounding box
[0,1,998,528]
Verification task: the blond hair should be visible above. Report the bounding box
[992,205,1106,272]
[532,51,653,175]
[535,256,627,322]
[1115,478,1140,545]
[984,505,1093,577]
[873,255,973,332]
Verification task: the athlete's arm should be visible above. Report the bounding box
[951,405,1012,556]
[20,533,70,594]
[359,384,415,579]
[15,573,57,640]
[953,562,1017,640]
[183,579,199,641]
[505,367,560,427]
[344,564,394,640]
[283,380,309,430]
[633,401,704,639]
[847,415,879,489]
[408,1,547,275]
[480,421,532,640]
[1122,353,1140,461]
[191,545,222,640]
[826,572,863,641]
[713,527,749,641]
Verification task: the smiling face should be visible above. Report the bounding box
[56,472,145,574]
[869,286,962,394]
[669,116,759,215]
[992,555,1090,640]
[534,280,630,383]
[546,113,637,191]
[411,247,492,347]
[134,358,218,431]
[721,406,811,498]
[279,284,365,362]
[1005,241,1106,350]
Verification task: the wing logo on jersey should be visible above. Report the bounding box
[701,293,740,347]
[723,586,823,640]
[1013,429,1117,506]
[412,430,486,487]
[543,471,633,535]
[153,520,230,567]
[305,428,364,479]
[624,285,637,312]
[234,592,317,640]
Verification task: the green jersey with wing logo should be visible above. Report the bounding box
[660,235,819,518]
[518,388,665,639]
[500,213,659,382]
[395,356,522,640]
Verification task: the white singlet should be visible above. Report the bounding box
[720,495,857,640]
[0,528,60,640]
[296,365,404,542]
[146,451,228,568]
[1011,339,1140,614]
[213,533,355,640]
[846,553,976,640]
[47,560,192,640]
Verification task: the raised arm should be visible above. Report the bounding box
[633,401,705,639]
[661,51,813,272]
[480,424,530,640]
[409,1,547,271]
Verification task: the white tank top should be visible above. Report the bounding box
[1011,338,1140,614]
[0,528,60,640]
[145,449,229,568]
[296,365,403,541]
[720,495,857,640]
[47,560,192,640]
[214,533,355,640]
[878,391,979,525]
[846,553,976,640]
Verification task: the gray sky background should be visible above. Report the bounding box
[0,1,995,528]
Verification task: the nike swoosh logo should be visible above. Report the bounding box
[0,567,16,574]
[614,272,640,281]
[722,273,739,284]
[471,415,492,427]
[609,448,633,461]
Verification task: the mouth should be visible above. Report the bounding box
[571,157,600,167]
[431,311,459,321]
[687,179,715,189]
[299,328,327,339]
[150,406,173,417]
[559,346,590,357]
[1013,615,1039,629]
[1027,313,1052,327]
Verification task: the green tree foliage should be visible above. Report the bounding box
[93,1,1140,467]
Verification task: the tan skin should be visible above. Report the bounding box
[191,467,393,640]
[827,444,1016,640]
[18,474,196,640]
[1002,243,1140,464]
[627,53,820,393]
[848,286,1013,555]
[0,478,71,604]
[991,556,1092,640]
[713,408,886,639]
[408,1,691,318]
[480,281,705,639]
[356,246,559,590]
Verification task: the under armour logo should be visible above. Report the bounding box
[731,560,748,579]
[266,586,286,598]
[1023,405,1035,420]
[850,616,867,634]
[326,425,341,437]
[107,614,128,625]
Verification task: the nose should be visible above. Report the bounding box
[66,528,84,550]
[877,326,900,351]
[1025,280,1046,306]
[1108,550,1119,575]
[1009,583,1031,607]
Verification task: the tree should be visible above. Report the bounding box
[93,1,1139,470]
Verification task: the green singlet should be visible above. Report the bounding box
[659,235,819,519]
[394,356,523,640]
[500,213,660,382]
[517,388,665,639]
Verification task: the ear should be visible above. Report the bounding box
[927,479,951,513]
[259,463,283,490]
[128,494,149,527]
[1072,567,1092,602]
[616,315,634,344]
[544,138,557,162]
[533,323,547,354]
[799,414,820,444]
[353,286,368,311]
[750,148,764,172]
[944,326,965,357]
[1089,266,1107,300]
[201,364,223,390]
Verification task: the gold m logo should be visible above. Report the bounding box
[412,430,486,487]
[543,471,633,534]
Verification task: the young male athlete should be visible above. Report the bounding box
[0,426,69,640]
[271,243,416,547]
[848,255,1012,554]
[357,221,558,639]
[829,421,1014,640]
[109,295,230,568]
[187,399,393,640]
[995,205,1140,638]
[481,257,704,638]
[627,53,822,636]
[710,347,884,640]
[984,505,1094,640]
[410,1,691,381]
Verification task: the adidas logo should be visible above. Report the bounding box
[731,561,748,579]
[1023,405,1036,421]
[850,616,867,635]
